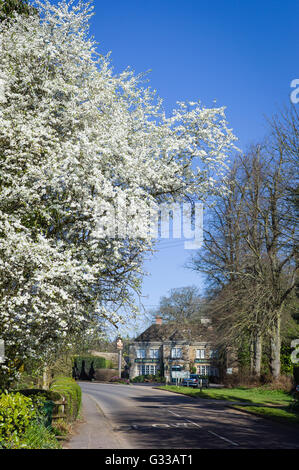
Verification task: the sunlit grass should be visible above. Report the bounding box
[158,385,299,425]
[234,405,299,425]
[158,385,293,405]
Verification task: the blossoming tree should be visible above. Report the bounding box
[0,0,237,383]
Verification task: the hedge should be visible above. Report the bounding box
[10,388,61,428]
[0,392,36,443]
[74,355,114,370]
[14,388,61,402]
[50,376,82,421]
[0,392,60,449]
[131,374,166,383]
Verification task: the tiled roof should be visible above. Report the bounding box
[134,322,212,342]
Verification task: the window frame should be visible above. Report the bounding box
[171,347,182,359]
[196,349,205,359]
[138,364,158,376]
[149,348,159,359]
[136,349,146,359]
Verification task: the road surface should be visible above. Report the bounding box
[65,382,299,449]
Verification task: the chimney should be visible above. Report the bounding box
[155,315,163,325]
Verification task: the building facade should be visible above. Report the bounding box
[129,318,220,383]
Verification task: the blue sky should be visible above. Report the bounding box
[87,0,299,333]
[51,0,299,333]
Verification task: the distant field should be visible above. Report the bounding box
[158,385,299,425]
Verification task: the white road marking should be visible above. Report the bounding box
[152,423,171,428]
[152,422,200,429]
[207,430,239,447]
[169,412,239,448]
[185,419,202,428]
[185,418,239,446]
[168,410,181,417]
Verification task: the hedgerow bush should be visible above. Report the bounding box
[74,355,114,370]
[0,392,36,445]
[94,368,118,382]
[50,376,82,421]
[14,388,61,402]
[0,390,63,449]
[131,375,166,383]
[109,376,130,384]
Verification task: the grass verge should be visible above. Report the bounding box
[231,404,299,425]
[158,385,299,426]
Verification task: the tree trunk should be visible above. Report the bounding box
[270,315,281,380]
[42,365,50,389]
[250,339,254,375]
[253,331,262,378]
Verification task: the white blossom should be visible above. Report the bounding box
[0,0,237,371]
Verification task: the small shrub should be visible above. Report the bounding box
[11,388,62,427]
[0,391,61,449]
[109,377,130,384]
[52,418,72,437]
[94,368,118,382]
[0,392,36,444]
[223,372,261,388]
[131,375,166,383]
[131,375,145,383]
[262,375,294,393]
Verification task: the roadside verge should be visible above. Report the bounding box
[155,385,299,428]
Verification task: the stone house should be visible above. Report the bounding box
[129,317,220,383]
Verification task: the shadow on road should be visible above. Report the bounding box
[109,391,299,449]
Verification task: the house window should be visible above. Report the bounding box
[196,349,205,359]
[138,364,158,375]
[136,349,146,359]
[171,347,182,359]
[198,365,219,376]
[149,349,159,359]
[199,365,210,376]
[138,365,148,375]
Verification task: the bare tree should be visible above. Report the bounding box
[270,105,299,167]
[191,134,297,379]
[152,285,203,324]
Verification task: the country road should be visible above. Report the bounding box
[65,382,299,449]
